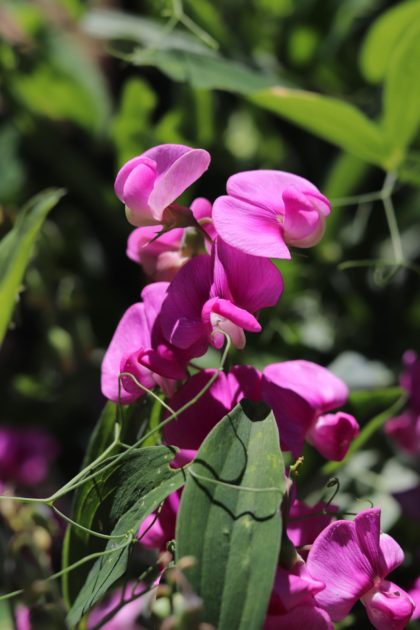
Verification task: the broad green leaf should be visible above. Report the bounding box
[62,398,154,605]
[176,400,285,630]
[382,20,420,154]
[250,88,391,168]
[360,0,420,83]
[0,188,65,345]
[126,48,281,94]
[67,446,186,626]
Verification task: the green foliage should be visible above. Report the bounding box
[382,20,420,154]
[250,88,391,168]
[0,188,64,345]
[176,400,285,630]
[67,446,185,625]
[360,0,420,83]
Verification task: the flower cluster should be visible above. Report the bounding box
[101,144,415,629]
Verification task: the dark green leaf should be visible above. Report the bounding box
[250,88,391,168]
[360,1,420,83]
[67,446,186,626]
[176,400,285,630]
[0,188,65,345]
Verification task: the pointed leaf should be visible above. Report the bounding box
[176,399,285,630]
[0,188,65,346]
[67,446,186,626]
[250,88,392,168]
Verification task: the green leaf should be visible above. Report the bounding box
[176,400,285,630]
[250,88,391,168]
[382,20,420,154]
[67,446,186,626]
[126,48,280,94]
[62,398,155,605]
[0,188,65,345]
[360,0,420,83]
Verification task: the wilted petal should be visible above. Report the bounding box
[307,412,359,461]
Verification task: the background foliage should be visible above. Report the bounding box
[0,0,419,627]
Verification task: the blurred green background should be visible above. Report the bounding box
[0,0,419,625]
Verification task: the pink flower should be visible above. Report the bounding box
[138,491,179,551]
[408,578,420,620]
[115,144,210,227]
[162,366,261,449]
[212,170,330,258]
[307,508,415,629]
[160,238,283,352]
[385,350,420,455]
[126,198,214,282]
[87,583,148,629]
[261,360,359,459]
[265,561,333,629]
[101,283,194,403]
[0,427,58,487]
[287,500,338,549]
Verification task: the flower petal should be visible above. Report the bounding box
[307,518,375,621]
[212,195,290,258]
[378,534,405,577]
[307,412,359,461]
[147,145,210,218]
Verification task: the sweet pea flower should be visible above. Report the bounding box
[408,578,420,620]
[385,350,420,455]
[163,366,261,449]
[160,238,283,353]
[307,508,415,629]
[115,144,210,227]
[138,491,179,552]
[261,360,359,459]
[0,427,58,487]
[265,561,333,630]
[212,170,331,258]
[87,583,149,630]
[126,198,214,282]
[101,283,195,403]
[287,500,338,550]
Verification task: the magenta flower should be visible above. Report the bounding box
[138,491,179,551]
[212,170,330,258]
[265,561,333,630]
[160,238,283,352]
[0,427,58,487]
[115,144,210,227]
[307,508,415,629]
[101,283,193,403]
[163,366,261,449]
[287,500,338,549]
[385,350,420,455]
[87,583,148,629]
[261,360,359,459]
[408,578,420,620]
[126,198,214,282]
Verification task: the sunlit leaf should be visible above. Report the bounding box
[0,188,65,346]
[250,88,391,168]
[382,20,420,154]
[176,400,285,630]
[360,0,420,83]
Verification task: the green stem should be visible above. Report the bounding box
[0,539,133,603]
[51,506,127,541]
